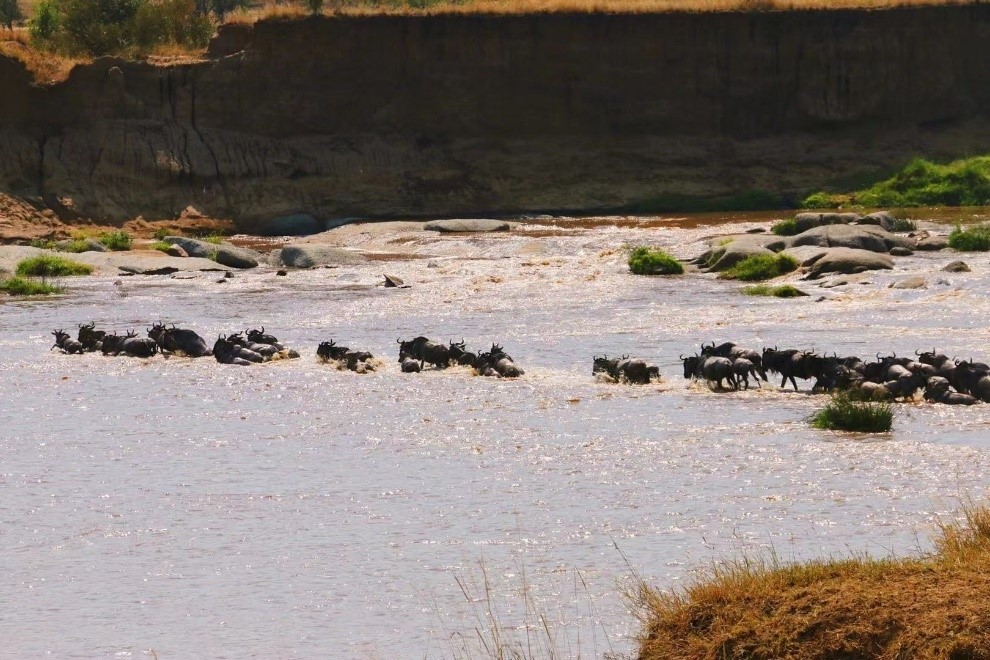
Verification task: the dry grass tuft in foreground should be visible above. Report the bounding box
[635,501,990,660]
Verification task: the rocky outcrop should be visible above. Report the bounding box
[163,237,260,268]
[423,219,513,232]
[802,248,894,279]
[278,245,366,268]
[786,225,914,253]
[6,8,990,231]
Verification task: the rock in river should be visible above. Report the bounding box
[423,219,513,233]
[802,248,894,279]
[278,245,367,268]
[164,237,260,269]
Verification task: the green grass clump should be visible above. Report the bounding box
[59,238,91,253]
[29,238,56,249]
[15,255,92,277]
[151,241,173,253]
[0,276,61,296]
[152,227,172,240]
[721,253,798,281]
[99,231,132,251]
[890,217,917,232]
[810,392,893,432]
[742,284,808,297]
[203,234,224,245]
[628,247,684,275]
[800,191,841,209]
[856,156,990,207]
[948,224,990,251]
[771,218,800,236]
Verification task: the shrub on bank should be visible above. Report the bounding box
[948,223,990,251]
[809,392,893,432]
[741,284,807,298]
[15,254,93,277]
[151,241,173,252]
[628,247,684,275]
[800,190,840,209]
[770,218,799,236]
[99,230,133,251]
[721,253,798,281]
[0,276,61,295]
[1,0,23,29]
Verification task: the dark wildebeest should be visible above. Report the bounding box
[593,355,660,384]
[448,340,477,366]
[101,331,157,357]
[246,327,285,350]
[227,332,279,358]
[681,354,736,390]
[702,342,767,381]
[762,347,820,391]
[924,376,979,405]
[148,323,212,357]
[955,361,990,402]
[398,336,450,369]
[318,340,374,372]
[400,357,422,373]
[475,344,524,378]
[77,322,106,352]
[731,357,762,390]
[213,335,263,365]
[52,329,84,354]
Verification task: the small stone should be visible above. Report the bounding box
[746,227,766,234]
[889,276,927,289]
[276,270,288,276]
[889,246,913,257]
[942,260,971,272]
[383,274,407,288]
[165,245,187,258]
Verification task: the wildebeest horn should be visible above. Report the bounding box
[915,349,922,356]
[679,354,685,360]
[397,338,402,344]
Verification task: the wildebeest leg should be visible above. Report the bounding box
[739,373,748,390]
[790,376,799,391]
[780,375,788,389]
[752,368,762,388]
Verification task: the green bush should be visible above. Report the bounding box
[742,284,808,298]
[628,247,684,275]
[0,277,61,296]
[15,254,93,277]
[801,191,840,209]
[202,233,224,244]
[890,217,917,232]
[771,218,799,236]
[721,253,798,281]
[151,241,173,252]
[29,238,57,250]
[854,157,990,207]
[948,224,990,252]
[99,230,133,251]
[304,0,324,13]
[56,0,142,55]
[59,238,93,253]
[133,0,213,51]
[1,0,23,29]
[810,392,893,433]
[29,0,60,42]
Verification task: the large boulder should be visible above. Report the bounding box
[793,212,862,233]
[916,235,950,251]
[279,244,367,268]
[802,248,894,279]
[163,237,259,269]
[691,235,781,272]
[857,211,897,231]
[424,219,513,233]
[786,224,913,253]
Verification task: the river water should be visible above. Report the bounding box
[2,215,989,658]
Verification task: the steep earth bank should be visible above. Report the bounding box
[4,7,990,233]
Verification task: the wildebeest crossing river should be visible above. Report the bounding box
[2,214,989,657]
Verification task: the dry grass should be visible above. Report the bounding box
[0,28,83,84]
[635,500,990,660]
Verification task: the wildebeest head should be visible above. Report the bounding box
[78,322,106,347]
[448,340,467,360]
[247,327,279,345]
[593,355,618,376]
[148,322,167,342]
[318,340,349,360]
[681,354,700,379]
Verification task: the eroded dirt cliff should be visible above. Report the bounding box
[4,7,990,233]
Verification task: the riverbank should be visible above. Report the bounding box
[636,502,990,659]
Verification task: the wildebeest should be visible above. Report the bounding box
[475,344,524,378]
[730,357,762,390]
[702,342,767,382]
[762,347,821,391]
[101,331,158,358]
[924,376,979,405]
[954,361,990,402]
[398,336,450,369]
[400,357,422,373]
[593,355,660,384]
[246,327,284,350]
[213,335,263,365]
[448,340,477,366]
[317,340,375,373]
[148,323,212,357]
[681,354,737,390]
[77,322,106,352]
[52,329,84,354]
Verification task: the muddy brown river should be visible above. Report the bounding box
[2,215,989,658]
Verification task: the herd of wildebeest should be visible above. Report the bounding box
[49,323,989,405]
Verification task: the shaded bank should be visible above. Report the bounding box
[6,6,990,231]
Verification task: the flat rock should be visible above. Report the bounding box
[858,211,897,231]
[423,219,513,233]
[279,244,367,268]
[802,247,894,280]
[943,260,971,272]
[786,224,914,253]
[889,246,914,256]
[55,238,107,253]
[163,237,260,269]
[890,275,927,289]
[916,235,949,251]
